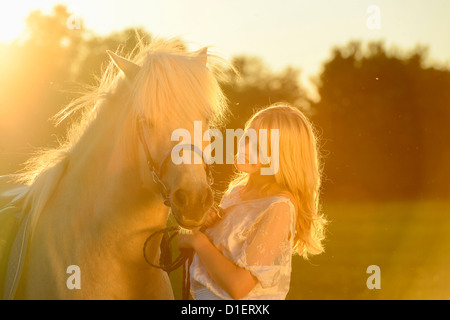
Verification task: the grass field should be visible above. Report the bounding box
[169,201,450,300]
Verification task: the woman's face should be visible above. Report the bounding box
[235,129,262,174]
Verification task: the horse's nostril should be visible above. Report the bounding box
[172,188,188,208]
[172,186,213,212]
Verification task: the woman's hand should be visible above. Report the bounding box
[177,229,207,251]
[176,206,224,251]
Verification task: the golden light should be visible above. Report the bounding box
[0,4,30,42]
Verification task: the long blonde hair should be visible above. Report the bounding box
[226,102,327,259]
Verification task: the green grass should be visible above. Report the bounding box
[169,201,450,300]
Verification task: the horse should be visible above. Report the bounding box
[0,37,231,299]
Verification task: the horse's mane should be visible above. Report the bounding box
[10,35,236,231]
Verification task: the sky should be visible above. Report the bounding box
[0,0,449,100]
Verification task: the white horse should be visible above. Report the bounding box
[0,37,230,299]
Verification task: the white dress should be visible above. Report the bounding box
[189,184,297,300]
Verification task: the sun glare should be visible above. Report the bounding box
[0,4,32,42]
[0,1,60,42]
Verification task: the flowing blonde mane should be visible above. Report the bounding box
[12,35,234,231]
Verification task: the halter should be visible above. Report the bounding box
[136,117,214,206]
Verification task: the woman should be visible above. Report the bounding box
[177,102,327,300]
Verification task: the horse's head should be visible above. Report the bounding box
[136,115,215,230]
[108,43,227,229]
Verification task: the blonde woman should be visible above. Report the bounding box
[177,103,327,300]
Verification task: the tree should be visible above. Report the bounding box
[311,40,450,200]
[0,5,85,175]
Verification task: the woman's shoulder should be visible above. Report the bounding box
[219,184,245,207]
[269,188,298,213]
[224,183,245,195]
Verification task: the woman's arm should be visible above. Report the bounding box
[178,201,292,299]
[178,231,257,300]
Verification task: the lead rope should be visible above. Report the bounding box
[143,206,223,300]
[143,226,195,300]
[182,250,194,300]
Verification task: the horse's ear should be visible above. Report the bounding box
[106,50,141,80]
[194,47,208,66]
